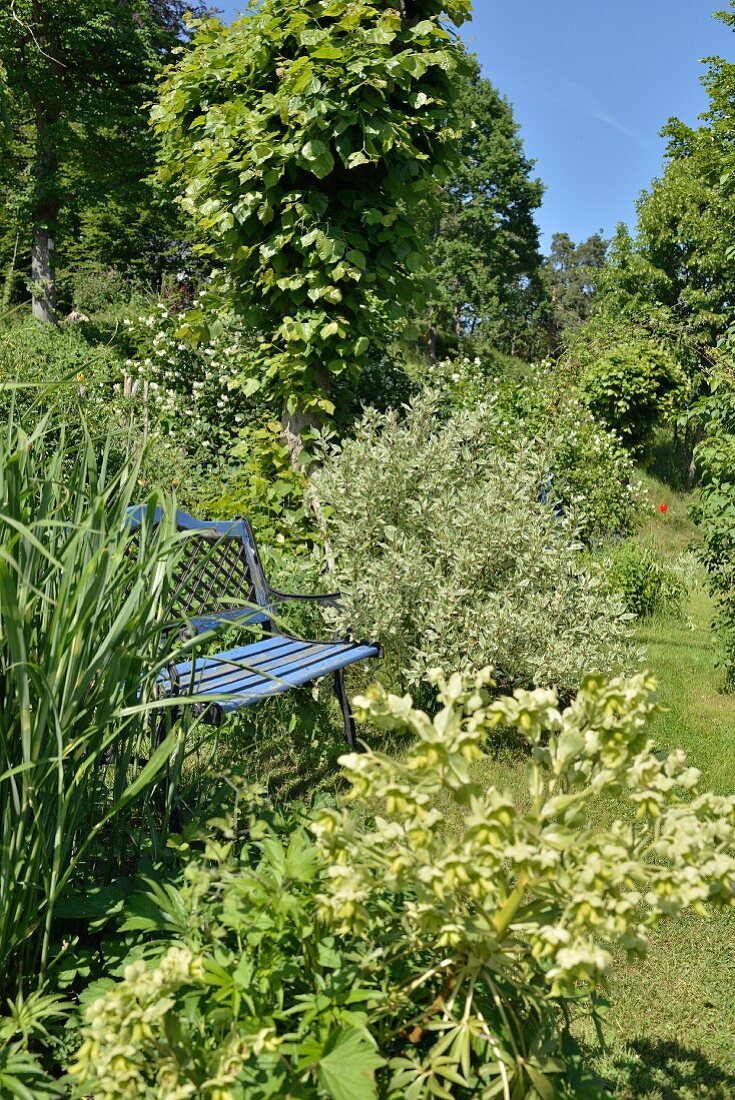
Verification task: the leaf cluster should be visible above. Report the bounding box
[153,0,470,416]
[687,357,735,686]
[313,392,635,700]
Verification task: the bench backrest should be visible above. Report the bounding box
[126,506,271,626]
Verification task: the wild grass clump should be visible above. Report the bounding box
[0,417,187,990]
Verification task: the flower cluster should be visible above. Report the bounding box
[121,304,253,459]
[70,948,207,1098]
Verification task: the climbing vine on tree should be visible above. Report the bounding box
[153,0,470,462]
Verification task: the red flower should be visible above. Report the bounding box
[659,503,668,514]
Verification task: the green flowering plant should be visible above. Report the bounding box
[311,669,735,1094]
[70,671,735,1099]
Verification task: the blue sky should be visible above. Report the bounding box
[214,1,733,253]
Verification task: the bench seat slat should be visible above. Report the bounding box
[185,608,271,632]
[160,638,380,716]
[177,643,334,693]
[167,636,302,690]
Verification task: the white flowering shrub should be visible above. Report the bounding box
[123,303,250,458]
[122,306,324,548]
[314,394,635,698]
[69,670,735,1099]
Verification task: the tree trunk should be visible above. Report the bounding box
[281,401,313,470]
[281,373,336,573]
[30,105,60,325]
[281,366,332,471]
[31,224,56,324]
[29,2,61,325]
[427,317,437,366]
[686,423,704,490]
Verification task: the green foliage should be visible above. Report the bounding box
[0,316,194,498]
[550,411,639,540]
[0,989,69,1097]
[153,0,470,431]
[196,418,318,554]
[314,394,634,698]
[572,332,683,452]
[606,540,684,619]
[0,0,207,314]
[64,263,142,316]
[585,12,735,449]
[0,419,192,989]
[70,815,387,1100]
[69,670,735,1098]
[546,231,607,347]
[423,354,641,541]
[0,319,119,434]
[688,364,735,687]
[426,55,547,361]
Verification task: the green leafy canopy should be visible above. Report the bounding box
[153,0,471,421]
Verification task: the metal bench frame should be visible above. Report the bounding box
[126,506,381,749]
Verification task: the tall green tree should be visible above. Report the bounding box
[0,0,206,323]
[594,3,735,353]
[153,0,470,464]
[546,230,607,348]
[581,11,735,478]
[426,57,546,362]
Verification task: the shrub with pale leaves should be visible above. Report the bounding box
[315,394,635,698]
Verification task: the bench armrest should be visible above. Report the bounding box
[268,587,342,612]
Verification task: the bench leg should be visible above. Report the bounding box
[154,706,173,748]
[333,667,358,750]
[155,705,183,834]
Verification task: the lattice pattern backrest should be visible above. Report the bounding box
[170,531,257,619]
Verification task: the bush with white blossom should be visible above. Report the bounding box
[122,302,252,458]
[315,392,635,698]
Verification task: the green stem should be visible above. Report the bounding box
[492,875,528,940]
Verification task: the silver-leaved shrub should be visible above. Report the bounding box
[314,394,635,698]
[70,671,735,1100]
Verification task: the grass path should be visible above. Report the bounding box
[590,478,735,1098]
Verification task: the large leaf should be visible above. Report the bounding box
[317,1029,385,1100]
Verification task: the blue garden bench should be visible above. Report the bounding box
[126,507,381,748]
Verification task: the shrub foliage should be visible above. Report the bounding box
[606,540,684,619]
[315,395,634,697]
